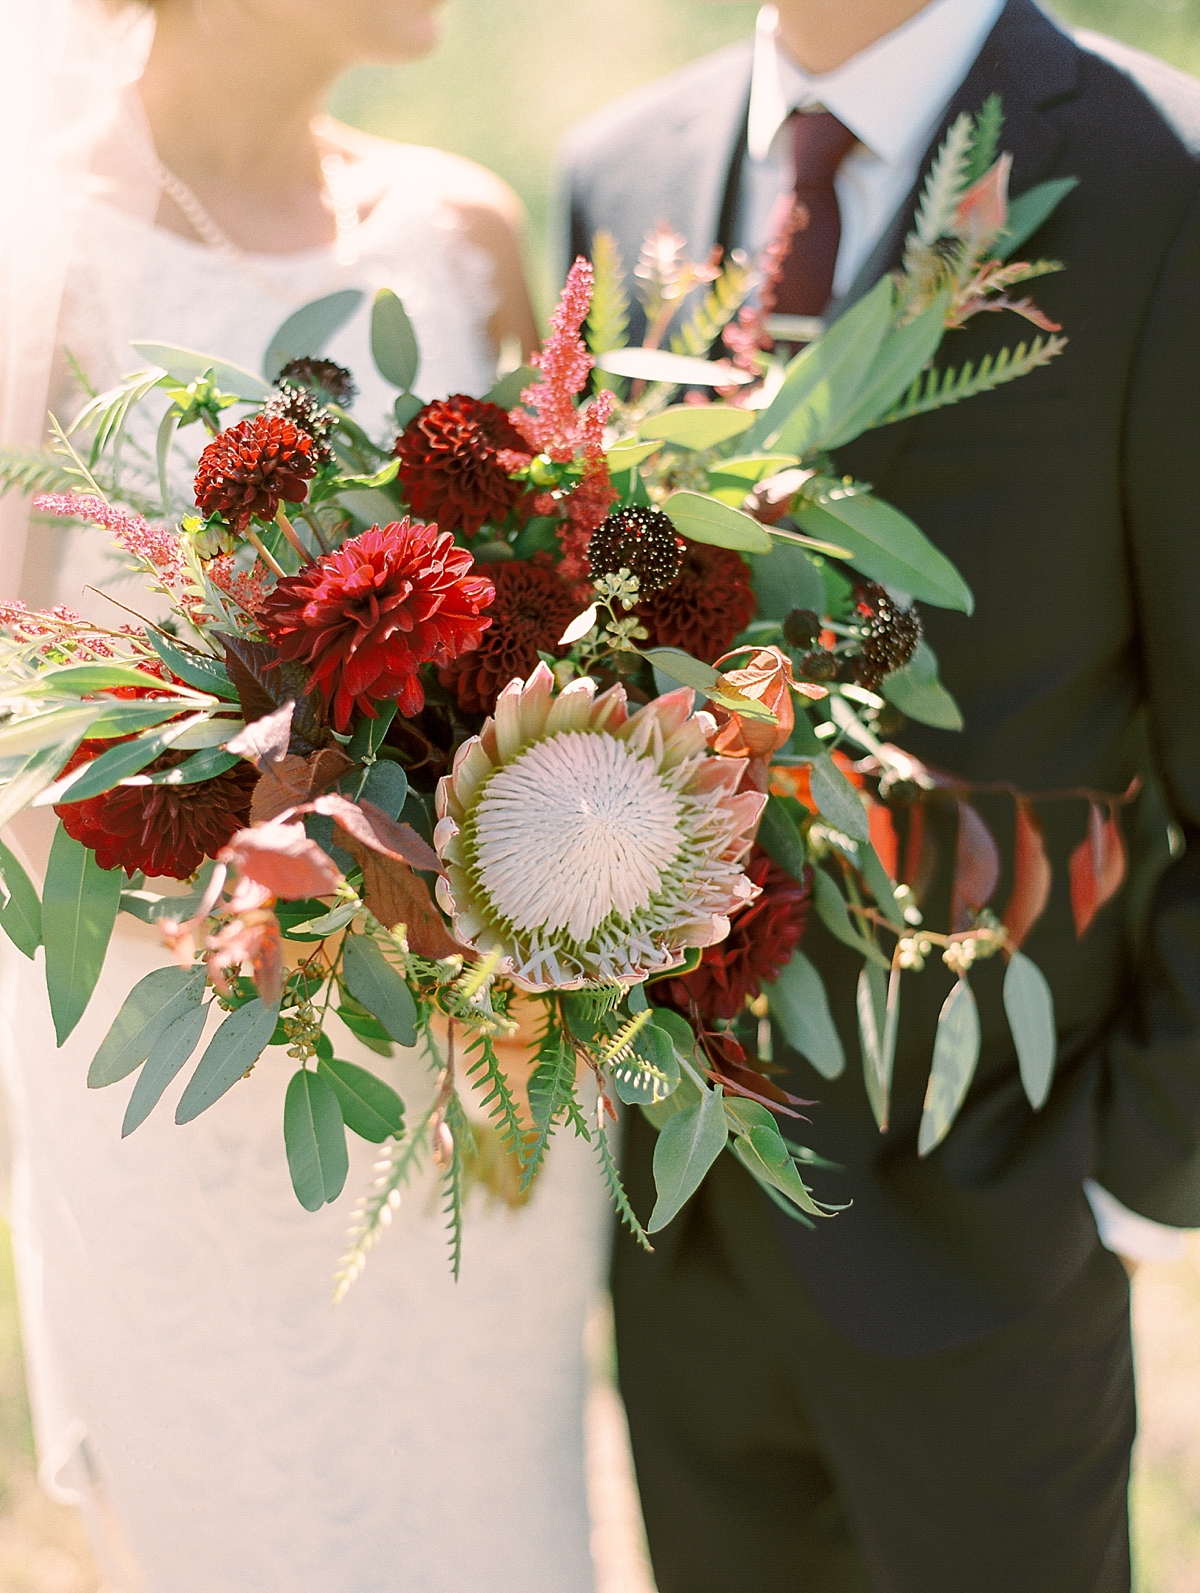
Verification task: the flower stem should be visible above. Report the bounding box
[243,526,287,579]
[275,506,316,564]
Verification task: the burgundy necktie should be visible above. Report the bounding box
[773,109,857,317]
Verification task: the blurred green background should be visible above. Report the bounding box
[328,0,1200,308]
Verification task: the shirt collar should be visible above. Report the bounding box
[747,0,1006,166]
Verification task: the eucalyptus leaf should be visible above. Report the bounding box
[997,177,1077,260]
[483,364,536,409]
[881,639,964,731]
[594,347,754,386]
[284,1068,349,1210]
[711,453,801,482]
[757,795,808,883]
[129,747,242,787]
[810,866,891,969]
[750,541,825,620]
[262,288,364,382]
[918,978,981,1155]
[131,342,270,401]
[43,826,123,1045]
[662,491,773,554]
[1004,951,1057,1110]
[611,1019,680,1107]
[0,704,106,759]
[318,1056,405,1142]
[370,288,421,392]
[0,840,40,958]
[769,951,844,1080]
[39,714,212,806]
[810,755,870,842]
[76,704,188,740]
[148,632,238,700]
[341,933,418,1046]
[605,439,663,474]
[854,838,904,930]
[821,292,952,451]
[638,405,755,451]
[735,1123,827,1217]
[648,1084,727,1232]
[857,963,897,1130]
[176,998,279,1124]
[88,964,208,1086]
[796,491,974,614]
[640,647,719,692]
[121,1000,208,1135]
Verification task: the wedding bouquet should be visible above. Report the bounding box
[0,103,1120,1280]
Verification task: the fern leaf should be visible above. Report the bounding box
[521,1018,576,1194]
[872,335,1067,428]
[912,113,975,246]
[0,445,80,501]
[670,255,755,359]
[463,1030,527,1163]
[964,94,1005,186]
[588,231,630,356]
[442,1093,472,1281]
[594,1105,652,1252]
[332,1103,434,1303]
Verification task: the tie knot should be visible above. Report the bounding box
[790,109,856,189]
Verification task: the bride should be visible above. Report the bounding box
[0,3,608,1590]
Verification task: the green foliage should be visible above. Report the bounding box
[669,254,754,359]
[370,288,421,393]
[42,826,123,1045]
[661,490,772,554]
[263,289,365,383]
[587,230,630,392]
[918,978,981,1155]
[769,951,845,1080]
[873,334,1067,428]
[88,964,207,1087]
[521,1013,578,1193]
[965,94,1005,186]
[649,1082,727,1232]
[70,366,171,468]
[130,343,269,402]
[463,1029,527,1161]
[998,178,1079,260]
[640,405,755,450]
[341,933,418,1046]
[820,291,952,451]
[811,865,891,969]
[333,1101,437,1304]
[1004,951,1057,1110]
[882,638,964,731]
[441,1092,472,1280]
[594,1103,652,1251]
[122,1002,208,1136]
[809,754,871,842]
[796,486,975,614]
[285,1068,350,1211]
[318,1056,405,1142]
[757,795,807,883]
[0,444,79,501]
[0,840,41,959]
[912,112,974,246]
[858,963,898,1131]
[175,997,279,1124]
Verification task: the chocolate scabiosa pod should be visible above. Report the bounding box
[261,383,335,466]
[586,505,683,599]
[433,663,765,991]
[275,357,358,408]
[194,414,317,531]
[393,394,531,537]
[257,518,494,732]
[852,581,921,689]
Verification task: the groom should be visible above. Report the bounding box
[562,2,1200,1589]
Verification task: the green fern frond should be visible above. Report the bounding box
[70,366,167,468]
[964,94,1004,186]
[670,255,755,359]
[520,1017,577,1194]
[912,112,975,247]
[594,1105,652,1251]
[588,231,630,355]
[872,334,1067,428]
[597,1008,654,1070]
[463,1029,527,1163]
[441,1093,472,1281]
[332,1103,435,1303]
[47,416,103,497]
[0,445,80,501]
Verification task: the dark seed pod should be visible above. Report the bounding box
[852,581,922,689]
[262,383,335,466]
[275,357,358,408]
[586,506,684,599]
[797,649,839,682]
[783,608,822,649]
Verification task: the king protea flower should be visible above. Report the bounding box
[433,663,766,991]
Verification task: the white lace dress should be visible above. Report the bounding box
[0,152,607,1593]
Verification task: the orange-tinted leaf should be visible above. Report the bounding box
[1003,798,1052,950]
[249,747,354,824]
[314,792,445,877]
[340,835,461,959]
[219,821,343,901]
[951,800,1000,931]
[867,800,900,881]
[1069,803,1126,938]
[225,700,294,770]
[710,647,797,759]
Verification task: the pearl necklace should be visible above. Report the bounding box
[153,129,362,295]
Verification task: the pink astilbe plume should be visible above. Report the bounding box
[510,258,597,462]
[0,601,126,657]
[208,553,270,615]
[35,493,186,593]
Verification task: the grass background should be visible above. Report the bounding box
[2,2,1199,1588]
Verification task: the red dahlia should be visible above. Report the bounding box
[654,849,811,1023]
[257,518,494,732]
[637,543,756,663]
[55,745,258,881]
[194,414,317,532]
[393,394,531,537]
[440,558,577,714]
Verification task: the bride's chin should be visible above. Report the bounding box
[354,2,446,64]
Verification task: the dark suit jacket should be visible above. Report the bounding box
[562,1,1200,1355]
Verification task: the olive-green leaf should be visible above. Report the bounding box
[796,491,974,614]
[769,951,845,1080]
[662,490,773,554]
[810,754,870,842]
[757,794,808,882]
[0,704,106,760]
[41,714,211,806]
[997,177,1077,260]
[131,342,270,401]
[881,638,964,730]
[341,934,418,1047]
[611,1019,680,1107]
[810,866,891,969]
[175,998,279,1124]
[262,288,364,382]
[284,1068,349,1210]
[0,839,41,958]
[649,1083,727,1233]
[148,632,238,700]
[638,405,755,451]
[0,741,85,831]
[370,288,420,392]
[640,647,719,692]
[318,1056,405,1142]
[918,978,981,1156]
[122,1000,208,1135]
[1004,951,1057,1110]
[854,837,905,930]
[821,292,952,451]
[734,1123,827,1217]
[89,964,207,1087]
[43,826,123,1045]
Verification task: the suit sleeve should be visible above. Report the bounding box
[1095,181,1200,1224]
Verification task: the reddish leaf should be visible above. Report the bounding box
[221,637,326,754]
[951,800,1000,932]
[867,800,900,882]
[339,834,461,958]
[249,747,355,824]
[205,909,284,1008]
[1069,803,1126,938]
[225,700,295,770]
[1003,798,1052,950]
[219,821,343,900]
[313,792,446,877]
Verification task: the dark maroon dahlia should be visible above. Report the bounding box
[852,581,921,689]
[194,414,317,532]
[586,505,684,599]
[393,394,531,538]
[276,357,358,408]
[636,543,756,663]
[440,559,578,715]
[257,518,494,732]
[653,849,811,1023]
[262,383,335,466]
[55,744,258,881]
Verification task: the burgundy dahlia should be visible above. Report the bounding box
[194,414,317,532]
[637,543,756,663]
[653,849,811,1023]
[393,394,531,537]
[55,745,258,881]
[439,558,578,715]
[257,518,494,732]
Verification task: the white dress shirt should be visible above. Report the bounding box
[735,0,1188,1266]
[736,0,1005,294]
